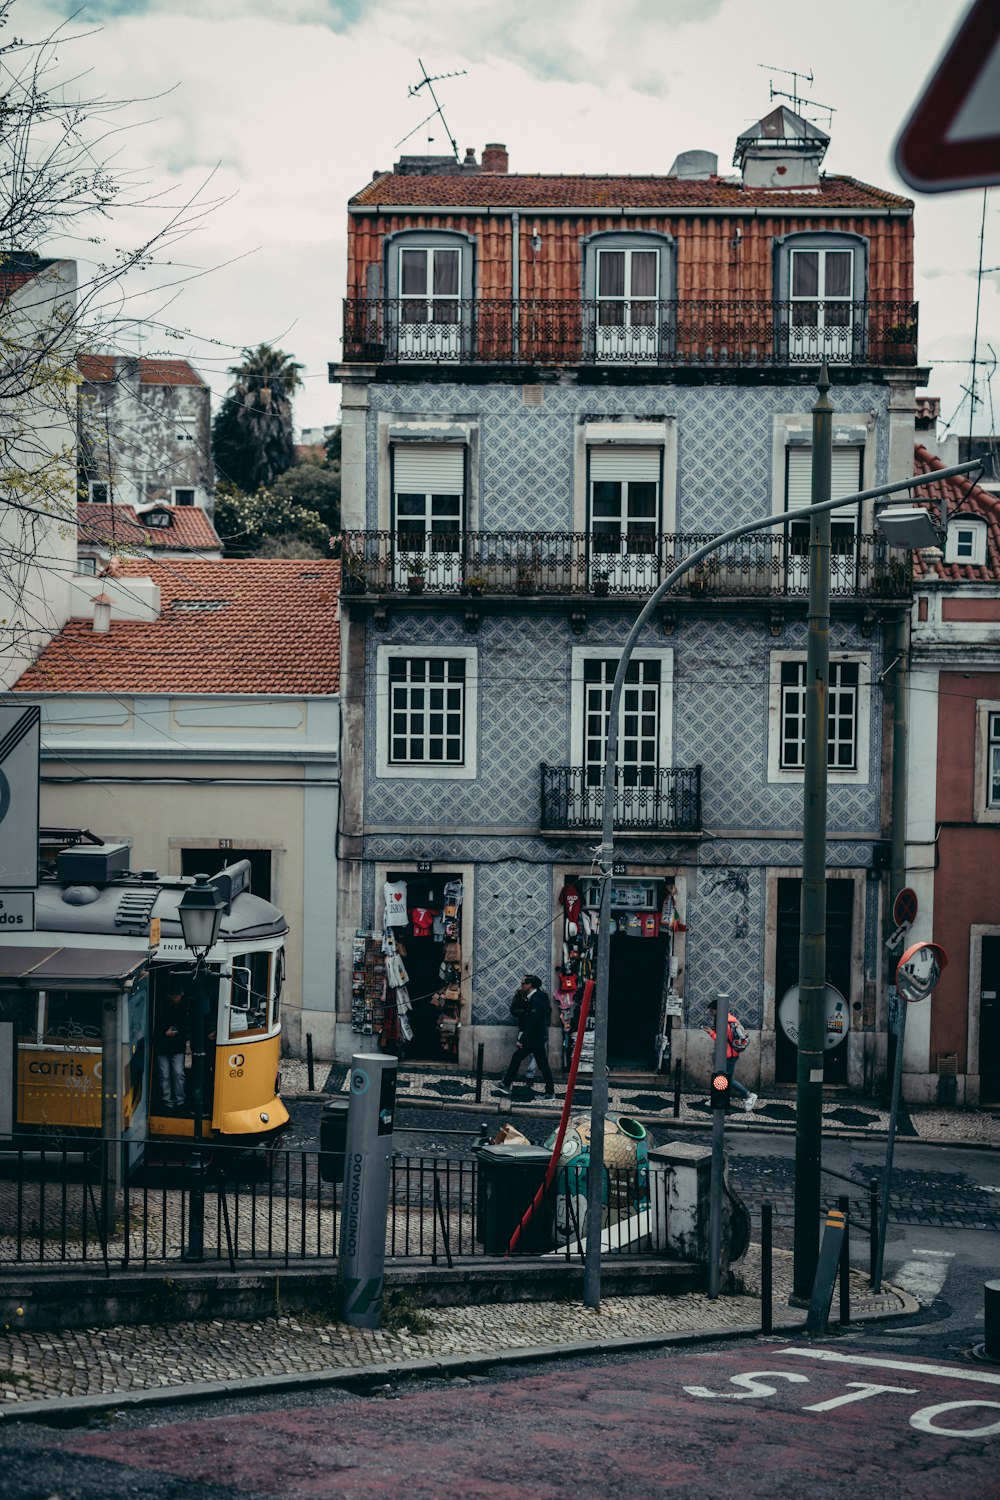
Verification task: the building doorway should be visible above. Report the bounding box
[577,876,675,1071]
[774,877,853,1085]
[386,873,463,1064]
[980,936,1000,1104]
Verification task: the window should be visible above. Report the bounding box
[392,443,464,585]
[581,232,675,364]
[769,652,871,783]
[785,446,864,582]
[779,660,860,771]
[945,517,987,567]
[376,645,478,780]
[42,992,102,1045]
[589,446,661,589]
[229,951,271,1037]
[774,232,867,363]
[389,656,465,766]
[88,481,109,503]
[583,658,661,788]
[76,555,98,576]
[142,507,172,529]
[173,487,196,506]
[973,702,1000,823]
[384,230,475,362]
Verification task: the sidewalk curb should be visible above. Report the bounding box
[0,1288,917,1427]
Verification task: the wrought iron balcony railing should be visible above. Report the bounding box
[342,298,919,367]
[340,530,912,601]
[541,764,702,834]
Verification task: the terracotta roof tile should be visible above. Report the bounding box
[16,560,341,696]
[351,172,911,212]
[77,355,207,387]
[78,503,222,555]
[911,443,1000,581]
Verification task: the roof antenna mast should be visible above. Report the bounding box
[757,63,836,130]
[396,59,467,160]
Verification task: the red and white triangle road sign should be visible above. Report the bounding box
[895,0,1000,193]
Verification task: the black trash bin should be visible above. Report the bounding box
[476,1144,555,1255]
[319,1097,350,1183]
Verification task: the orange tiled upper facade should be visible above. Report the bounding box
[342,109,917,370]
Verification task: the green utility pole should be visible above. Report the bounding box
[793,364,833,1300]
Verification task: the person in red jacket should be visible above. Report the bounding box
[706,1000,758,1113]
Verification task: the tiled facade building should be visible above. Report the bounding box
[331,107,925,1093]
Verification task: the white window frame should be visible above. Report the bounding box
[973,701,1000,823]
[944,517,987,567]
[88,480,110,503]
[767,651,871,785]
[375,644,478,781]
[172,487,197,507]
[391,442,465,586]
[573,421,676,536]
[588,444,662,590]
[571,647,673,775]
[771,415,875,532]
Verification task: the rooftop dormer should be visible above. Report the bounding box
[733,105,829,190]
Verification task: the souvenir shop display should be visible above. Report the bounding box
[428,878,465,1058]
[355,875,466,1060]
[351,930,387,1035]
[557,877,686,1073]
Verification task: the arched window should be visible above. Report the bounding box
[773,231,868,363]
[384,229,476,362]
[581,231,675,364]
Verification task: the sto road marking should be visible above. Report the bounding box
[783,1347,1000,1385]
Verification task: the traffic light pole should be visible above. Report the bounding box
[707,996,730,1299]
[580,449,981,1311]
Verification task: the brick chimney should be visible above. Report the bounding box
[481,143,508,173]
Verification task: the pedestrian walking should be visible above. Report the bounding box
[706,1000,757,1112]
[155,988,190,1111]
[495,975,557,1098]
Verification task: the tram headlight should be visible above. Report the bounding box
[260,1111,270,1124]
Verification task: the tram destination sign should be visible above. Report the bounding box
[0,705,40,888]
[0,891,34,930]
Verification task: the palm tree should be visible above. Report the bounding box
[211,344,303,493]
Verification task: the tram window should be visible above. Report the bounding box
[43,991,102,1045]
[1,991,38,1042]
[229,952,271,1036]
[273,949,284,1027]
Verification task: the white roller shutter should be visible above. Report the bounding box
[590,446,661,483]
[393,443,464,493]
[786,448,863,518]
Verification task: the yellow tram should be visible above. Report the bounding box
[0,839,289,1154]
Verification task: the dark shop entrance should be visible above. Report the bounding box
[774,876,853,1085]
[386,872,463,1064]
[576,876,677,1071]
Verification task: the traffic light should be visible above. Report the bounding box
[710,1069,730,1109]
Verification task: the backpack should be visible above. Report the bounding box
[730,1016,750,1053]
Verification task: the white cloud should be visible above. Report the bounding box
[14,0,996,437]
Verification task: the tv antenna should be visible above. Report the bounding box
[396,59,467,160]
[757,63,836,130]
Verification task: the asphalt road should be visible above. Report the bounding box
[1,1341,997,1498]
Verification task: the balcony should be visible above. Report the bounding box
[541,764,702,835]
[342,298,919,368]
[340,531,912,602]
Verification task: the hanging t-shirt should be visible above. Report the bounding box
[383,881,409,927]
[410,907,437,938]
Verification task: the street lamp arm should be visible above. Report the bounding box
[580,454,982,1310]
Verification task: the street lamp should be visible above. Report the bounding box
[177,872,225,1258]
[874,505,942,550]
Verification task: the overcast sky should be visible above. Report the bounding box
[18,0,997,447]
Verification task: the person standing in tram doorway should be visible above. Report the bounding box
[155,988,190,1112]
[706,1000,758,1113]
[495,975,557,1098]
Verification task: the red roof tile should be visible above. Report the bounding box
[79,503,222,555]
[351,173,911,212]
[16,560,341,696]
[912,443,1000,581]
[78,355,207,387]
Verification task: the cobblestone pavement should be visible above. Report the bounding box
[0,1246,907,1410]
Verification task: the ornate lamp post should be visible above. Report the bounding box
[177,872,225,1259]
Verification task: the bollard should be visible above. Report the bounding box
[838,1194,851,1326]
[673,1059,682,1119]
[869,1178,878,1285]
[986,1281,1000,1361]
[475,1041,485,1103]
[306,1032,315,1093]
[761,1201,773,1336]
